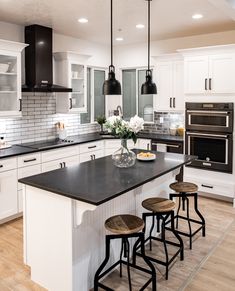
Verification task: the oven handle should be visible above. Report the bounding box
[186,132,229,138]
[187,110,230,114]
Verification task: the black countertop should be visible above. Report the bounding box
[0,145,38,159]
[19,150,195,206]
[0,132,183,159]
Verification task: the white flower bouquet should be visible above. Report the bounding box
[105,115,144,144]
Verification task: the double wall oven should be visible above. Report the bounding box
[185,103,234,173]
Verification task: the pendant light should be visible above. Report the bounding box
[103,0,121,95]
[141,0,157,95]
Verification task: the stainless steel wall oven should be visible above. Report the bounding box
[185,103,233,173]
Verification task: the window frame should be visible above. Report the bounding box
[121,66,155,123]
[81,67,108,124]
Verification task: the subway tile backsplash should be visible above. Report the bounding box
[142,111,184,134]
[0,93,100,145]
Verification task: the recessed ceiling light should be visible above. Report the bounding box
[192,14,203,19]
[136,24,145,29]
[78,18,88,23]
[116,37,124,41]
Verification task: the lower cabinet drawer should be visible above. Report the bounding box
[18,164,41,191]
[0,157,17,173]
[42,155,79,173]
[41,146,79,163]
[80,141,103,154]
[184,176,234,198]
[18,153,41,168]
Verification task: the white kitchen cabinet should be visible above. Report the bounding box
[41,145,79,163]
[154,55,184,111]
[42,155,79,173]
[54,52,91,113]
[180,45,235,95]
[18,164,41,212]
[0,169,18,220]
[0,39,27,117]
[80,150,103,163]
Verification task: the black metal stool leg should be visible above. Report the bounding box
[124,238,132,291]
[94,236,111,291]
[161,214,169,280]
[119,238,124,277]
[176,196,181,229]
[157,214,160,232]
[170,211,184,261]
[185,197,193,249]
[149,215,155,251]
[194,193,206,237]
[182,193,186,211]
[139,233,157,291]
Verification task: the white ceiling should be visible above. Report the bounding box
[0,0,235,45]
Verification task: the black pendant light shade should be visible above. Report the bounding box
[103,65,121,95]
[103,0,121,95]
[141,69,157,95]
[141,0,157,95]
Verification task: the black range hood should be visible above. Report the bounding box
[22,25,72,93]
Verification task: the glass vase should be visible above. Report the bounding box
[112,139,136,168]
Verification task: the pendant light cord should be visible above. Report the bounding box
[110,0,113,68]
[148,0,150,72]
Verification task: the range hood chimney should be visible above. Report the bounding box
[22,24,72,92]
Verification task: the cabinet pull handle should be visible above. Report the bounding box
[170,98,172,108]
[167,144,180,148]
[205,78,208,90]
[63,162,66,167]
[0,165,3,168]
[209,78,212,90]
[173,97,176,108]
[69,98,73,109]
[23,158,37,163]
[19,99,22,112]
[90,155,93,160]
[93,154,95,160]
[60,162,63,168]
[88,145,97,149]
[201,184,213,189]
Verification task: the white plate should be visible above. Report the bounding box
[137,154,156,161]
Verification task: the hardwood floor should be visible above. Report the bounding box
[0,196,234,291]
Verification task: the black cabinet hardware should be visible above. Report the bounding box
[60,162,63,168]
[209,78,212,90]
[63,162,66,167]
[170,97,172,108]
[205,78,207,90]
[0,165,3,168]
[173,97,175,108]
[69,98,73,109]
[90,155,93,160]
[19,99,22,111]
[93,154,96,160]
[24,158,37,163]
[201,184,213,189]
[88,145,97,149]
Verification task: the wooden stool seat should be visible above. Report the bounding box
[142,197,176,213]
[105,214,144,235]
[170,182,198,193]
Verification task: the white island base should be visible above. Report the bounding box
[23,170,179,291]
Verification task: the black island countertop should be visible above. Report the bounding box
[0,132,183,159]
[19,150,195,206]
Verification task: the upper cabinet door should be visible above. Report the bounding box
[209,54,235,94]
[172,61,184,111]
[155,62,173,110]
[184,56,208,94]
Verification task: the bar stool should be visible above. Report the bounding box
[133,198,184,280]
[94,214,156,291]
[169,181,206,249]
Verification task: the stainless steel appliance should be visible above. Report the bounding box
[185,103,233,173]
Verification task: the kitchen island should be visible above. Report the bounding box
[19,150,195,291]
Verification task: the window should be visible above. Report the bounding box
[80,68,106,124]
[122,69,154,122]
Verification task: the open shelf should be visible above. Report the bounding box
[0,72,17,76]
[0,91,17,93]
